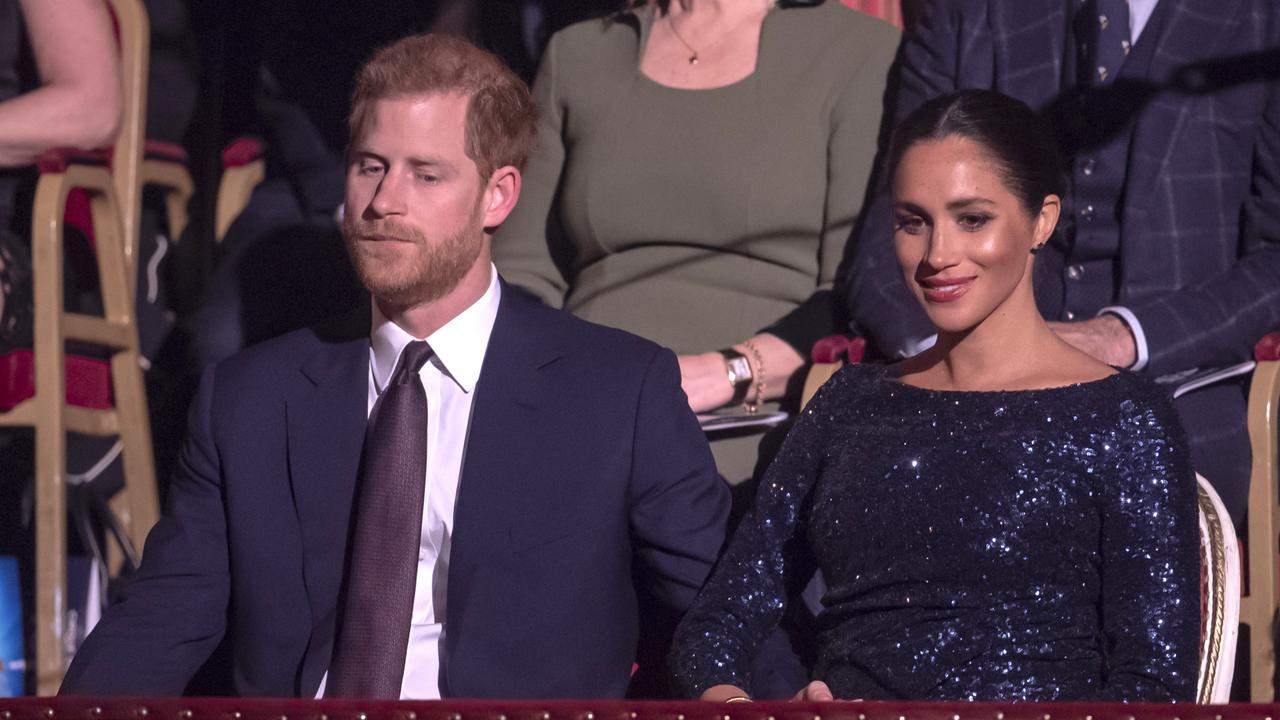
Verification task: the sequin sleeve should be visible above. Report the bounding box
[669,368,850,697]
[1097,380,1199,701]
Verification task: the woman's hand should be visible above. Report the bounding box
[678,352,736,413]
[791,680,835,701]
[698,684,752,702]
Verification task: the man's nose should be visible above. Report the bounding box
[368,173,407,217]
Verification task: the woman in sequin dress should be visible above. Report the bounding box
[671,90,1200,702]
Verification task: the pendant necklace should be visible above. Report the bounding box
[664,3,769,66]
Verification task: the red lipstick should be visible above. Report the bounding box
[918,275,976,303]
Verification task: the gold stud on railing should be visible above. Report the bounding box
[358,713,369,720]
[177,710,190,720]
[42,708,54,718]
[405,713,417,720]
[92,708,104,717]
[135,708,148,718]
[1043,714,1051,720]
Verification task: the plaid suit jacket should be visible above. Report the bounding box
[847,0,1280,376]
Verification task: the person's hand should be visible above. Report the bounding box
[1047,315,1137,368]
[678,352,736,413]
[791,680,834,702]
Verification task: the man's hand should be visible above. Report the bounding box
[677,352,736,413]
[1047,314,1137,368]
[791,680,835,702]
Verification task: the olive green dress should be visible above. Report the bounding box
[493,0,899,483]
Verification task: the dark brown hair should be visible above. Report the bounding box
[887,89,1064,216]
[349,33,537,180]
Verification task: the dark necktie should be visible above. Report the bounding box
[1080,0,1132,85]
[326,340,434,698]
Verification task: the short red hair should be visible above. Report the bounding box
[349,33,537,180]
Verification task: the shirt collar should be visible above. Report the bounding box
[369,264,502,395]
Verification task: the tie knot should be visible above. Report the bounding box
[393,340,434,383]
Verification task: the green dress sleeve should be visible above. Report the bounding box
[760,20,897,353]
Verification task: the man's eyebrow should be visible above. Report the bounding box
[407,156,454,170]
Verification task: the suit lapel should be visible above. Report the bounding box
[441,284,565,693]
[284,309,371,694]
[1124,0,1242,217]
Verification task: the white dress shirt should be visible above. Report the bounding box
[317,266,501,699]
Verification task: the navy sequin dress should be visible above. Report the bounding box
[673,363,1199,701]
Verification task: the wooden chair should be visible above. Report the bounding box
[801,335,1258,704]
[215,137,266,244]
[141,141,194,243]
[1198,473,1241,703]
[0,0,159,695]
[1237,332,1280,701]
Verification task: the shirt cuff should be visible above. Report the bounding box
[1098,306,1149,371]
[897,333,937,359]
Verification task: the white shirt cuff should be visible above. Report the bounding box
[1098,306,1149,371]
[897,333,937,359]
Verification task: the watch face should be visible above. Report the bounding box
[727,356,752,384]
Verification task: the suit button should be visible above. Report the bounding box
[1067,264,1084,280]
[1080,205,1095,220]
[1081,158,1096,176]
[1064,310,1076,321]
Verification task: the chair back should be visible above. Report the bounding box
[104,0,149,284]
[1196,473,1240,704]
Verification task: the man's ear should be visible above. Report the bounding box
[481,165,521,229]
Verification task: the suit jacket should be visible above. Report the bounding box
[61,282,730,698]
[847,0,1280,376]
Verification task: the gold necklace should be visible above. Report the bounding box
[663,2,770,66]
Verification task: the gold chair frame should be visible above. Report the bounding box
[0,0,160,694]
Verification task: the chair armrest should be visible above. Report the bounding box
[810,335,866,365]
[143,139,188,164]
[1255,332,1280,362]
[35,148,111,173]
[221,136,264,168]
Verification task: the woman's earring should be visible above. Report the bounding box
[1030,244,1043,255]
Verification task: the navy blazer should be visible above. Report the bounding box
[847,0,1280,376]
[61,282,730,698]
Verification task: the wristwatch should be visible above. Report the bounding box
[718,348,754,406]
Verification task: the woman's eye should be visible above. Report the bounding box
[958,213,991,231]
[895,215,926,235]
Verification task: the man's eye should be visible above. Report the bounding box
[417,174,440,184]
[958,213,991,231]
[358,162,384,176]
[895,215,926,235]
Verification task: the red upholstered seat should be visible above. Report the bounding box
[0,350,113,411]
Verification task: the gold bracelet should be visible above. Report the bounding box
[740,339,766,414]
[724,696,753,703]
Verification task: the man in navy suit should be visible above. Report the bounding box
[61,33,729,698]
[847,0,1280,523]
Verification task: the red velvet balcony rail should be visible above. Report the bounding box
[1,699,1278,720]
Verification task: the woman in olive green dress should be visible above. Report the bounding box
[494,0,898,483]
